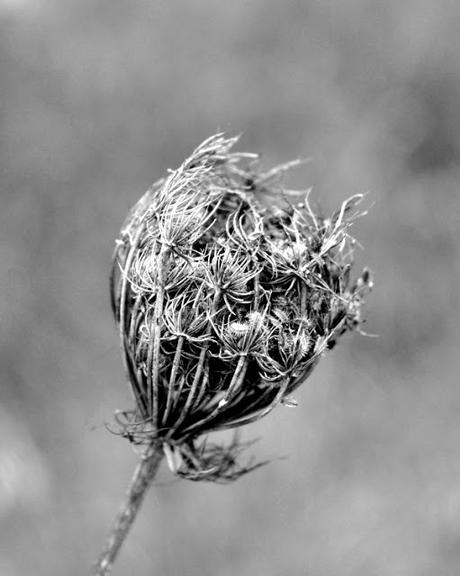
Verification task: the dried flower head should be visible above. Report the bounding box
[110,134,372,482]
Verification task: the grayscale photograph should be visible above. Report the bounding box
[0,2,458,575]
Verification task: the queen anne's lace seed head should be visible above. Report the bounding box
[110,134,372,482]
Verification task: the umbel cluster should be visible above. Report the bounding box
[110,134,371,482]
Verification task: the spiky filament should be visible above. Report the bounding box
[109,133,372,481]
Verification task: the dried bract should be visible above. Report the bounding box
[110,134,371,481]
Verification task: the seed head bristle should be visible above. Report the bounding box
[110,133,372,481]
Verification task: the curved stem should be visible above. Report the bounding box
[92,443,164,576]
[117,224,147,412]
[168,290,220,436]
[162,335,184,425]
[148,246,170,427]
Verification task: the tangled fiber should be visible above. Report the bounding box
[110,134,372,481]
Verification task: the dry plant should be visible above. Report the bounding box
[92,134,372,575]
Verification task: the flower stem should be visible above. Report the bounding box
[92,442,163,576]
[148,246,170,427]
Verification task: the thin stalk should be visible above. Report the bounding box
[300,280,307,317]
[193,364,209,407]
[92,442,163,576]
[168,290,220,435]
[180,356,248,438]
[127,294,149,417]
[253,268,261,309]
[148,246,170,426]
[128,294,143,343]
[170,345,207,432]
[224,355,248,400]
[220,377,290,430]
[118,224,145,407]
[162,335,184,425]
[189,290,221,407]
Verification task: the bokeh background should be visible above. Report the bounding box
[1,1,460,574]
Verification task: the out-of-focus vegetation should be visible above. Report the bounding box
[0,1,459,574]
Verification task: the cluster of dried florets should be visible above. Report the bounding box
[110,134,371,481]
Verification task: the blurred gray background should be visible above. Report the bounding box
[1,1,459,575]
